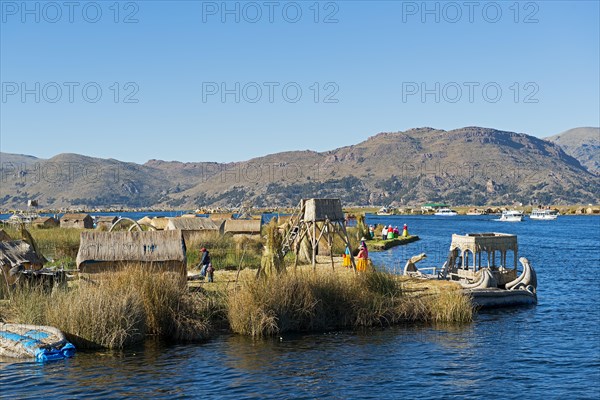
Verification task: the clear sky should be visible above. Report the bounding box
[1,0,599,163]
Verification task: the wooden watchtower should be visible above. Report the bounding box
[282,198,355,271]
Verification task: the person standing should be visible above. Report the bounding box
[199,247,211,277]
[206,263,215,282]
[402,224,409,238]
[381,225,388,240]
[357,245,368,272]
[387,225,394,240]
[343,245,352,268]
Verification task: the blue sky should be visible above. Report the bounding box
[1,0,599,163]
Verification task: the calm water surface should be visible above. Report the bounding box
[1,216,599,399]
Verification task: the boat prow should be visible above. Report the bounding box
[463,258,537,308]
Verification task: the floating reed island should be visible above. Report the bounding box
[0,199,473,351]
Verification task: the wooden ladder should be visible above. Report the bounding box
[281,201,305,256]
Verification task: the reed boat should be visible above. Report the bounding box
[0,323,75,361]
[403,233,537,308]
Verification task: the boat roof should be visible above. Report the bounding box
[450,233,517,253]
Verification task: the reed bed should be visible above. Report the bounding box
[227,268,473,337]
[7,266,216,349]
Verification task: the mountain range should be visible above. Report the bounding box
[1,126,598,210]
[546,127,599,175]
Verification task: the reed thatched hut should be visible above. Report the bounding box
[95,216,118,230]
[151,217,170,230]
[208,212,234,221]
[224,219,262,236]
[76,230,187,275]
[165,217,222,243]
[32,216,59,229]
[0,240,45,285]
[137,216,154,226]
[60,213,93,229]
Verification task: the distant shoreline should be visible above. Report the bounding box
[1,204,599,217]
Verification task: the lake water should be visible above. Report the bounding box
[1,216,599,399]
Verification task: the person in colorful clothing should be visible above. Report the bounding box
[356,245,368,272]
[402,223,409,237]
[342,245,352,268]
[387,225,394,240]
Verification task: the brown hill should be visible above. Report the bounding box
[163,127,598,207]
[545,127,599,175]
[1,127,598,209]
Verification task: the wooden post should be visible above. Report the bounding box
[312,221,317,271]
[327,222,335,271]
[339,222,357,273]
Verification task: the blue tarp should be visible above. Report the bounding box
[0,329,76,361]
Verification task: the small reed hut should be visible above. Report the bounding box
[60,213,93,229]
[151,217,170,230]
[224,219,262,236]
[208,212,234,221]
[32,216,59,229]
[95,216,119,230]
[0,240,45,286]
[165,217,223,242]
[76,230,187,275]
[137,216,154,225]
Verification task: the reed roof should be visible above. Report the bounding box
[150,217,170,230]
[224,219,262,234]
[95,216,118,223]
[302,198,344,222]
[0,240,45,268]
[32,216,58,224]
[166,217,220,231]
[76,230,186,267]
[61,213,92,221]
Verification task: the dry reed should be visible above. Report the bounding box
[227,268,473,337]
[8,265,215,349]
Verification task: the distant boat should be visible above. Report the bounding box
[530,209,559,220]
[497,210,524,222]
[434,208,458,216]
[377,207,392,216]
